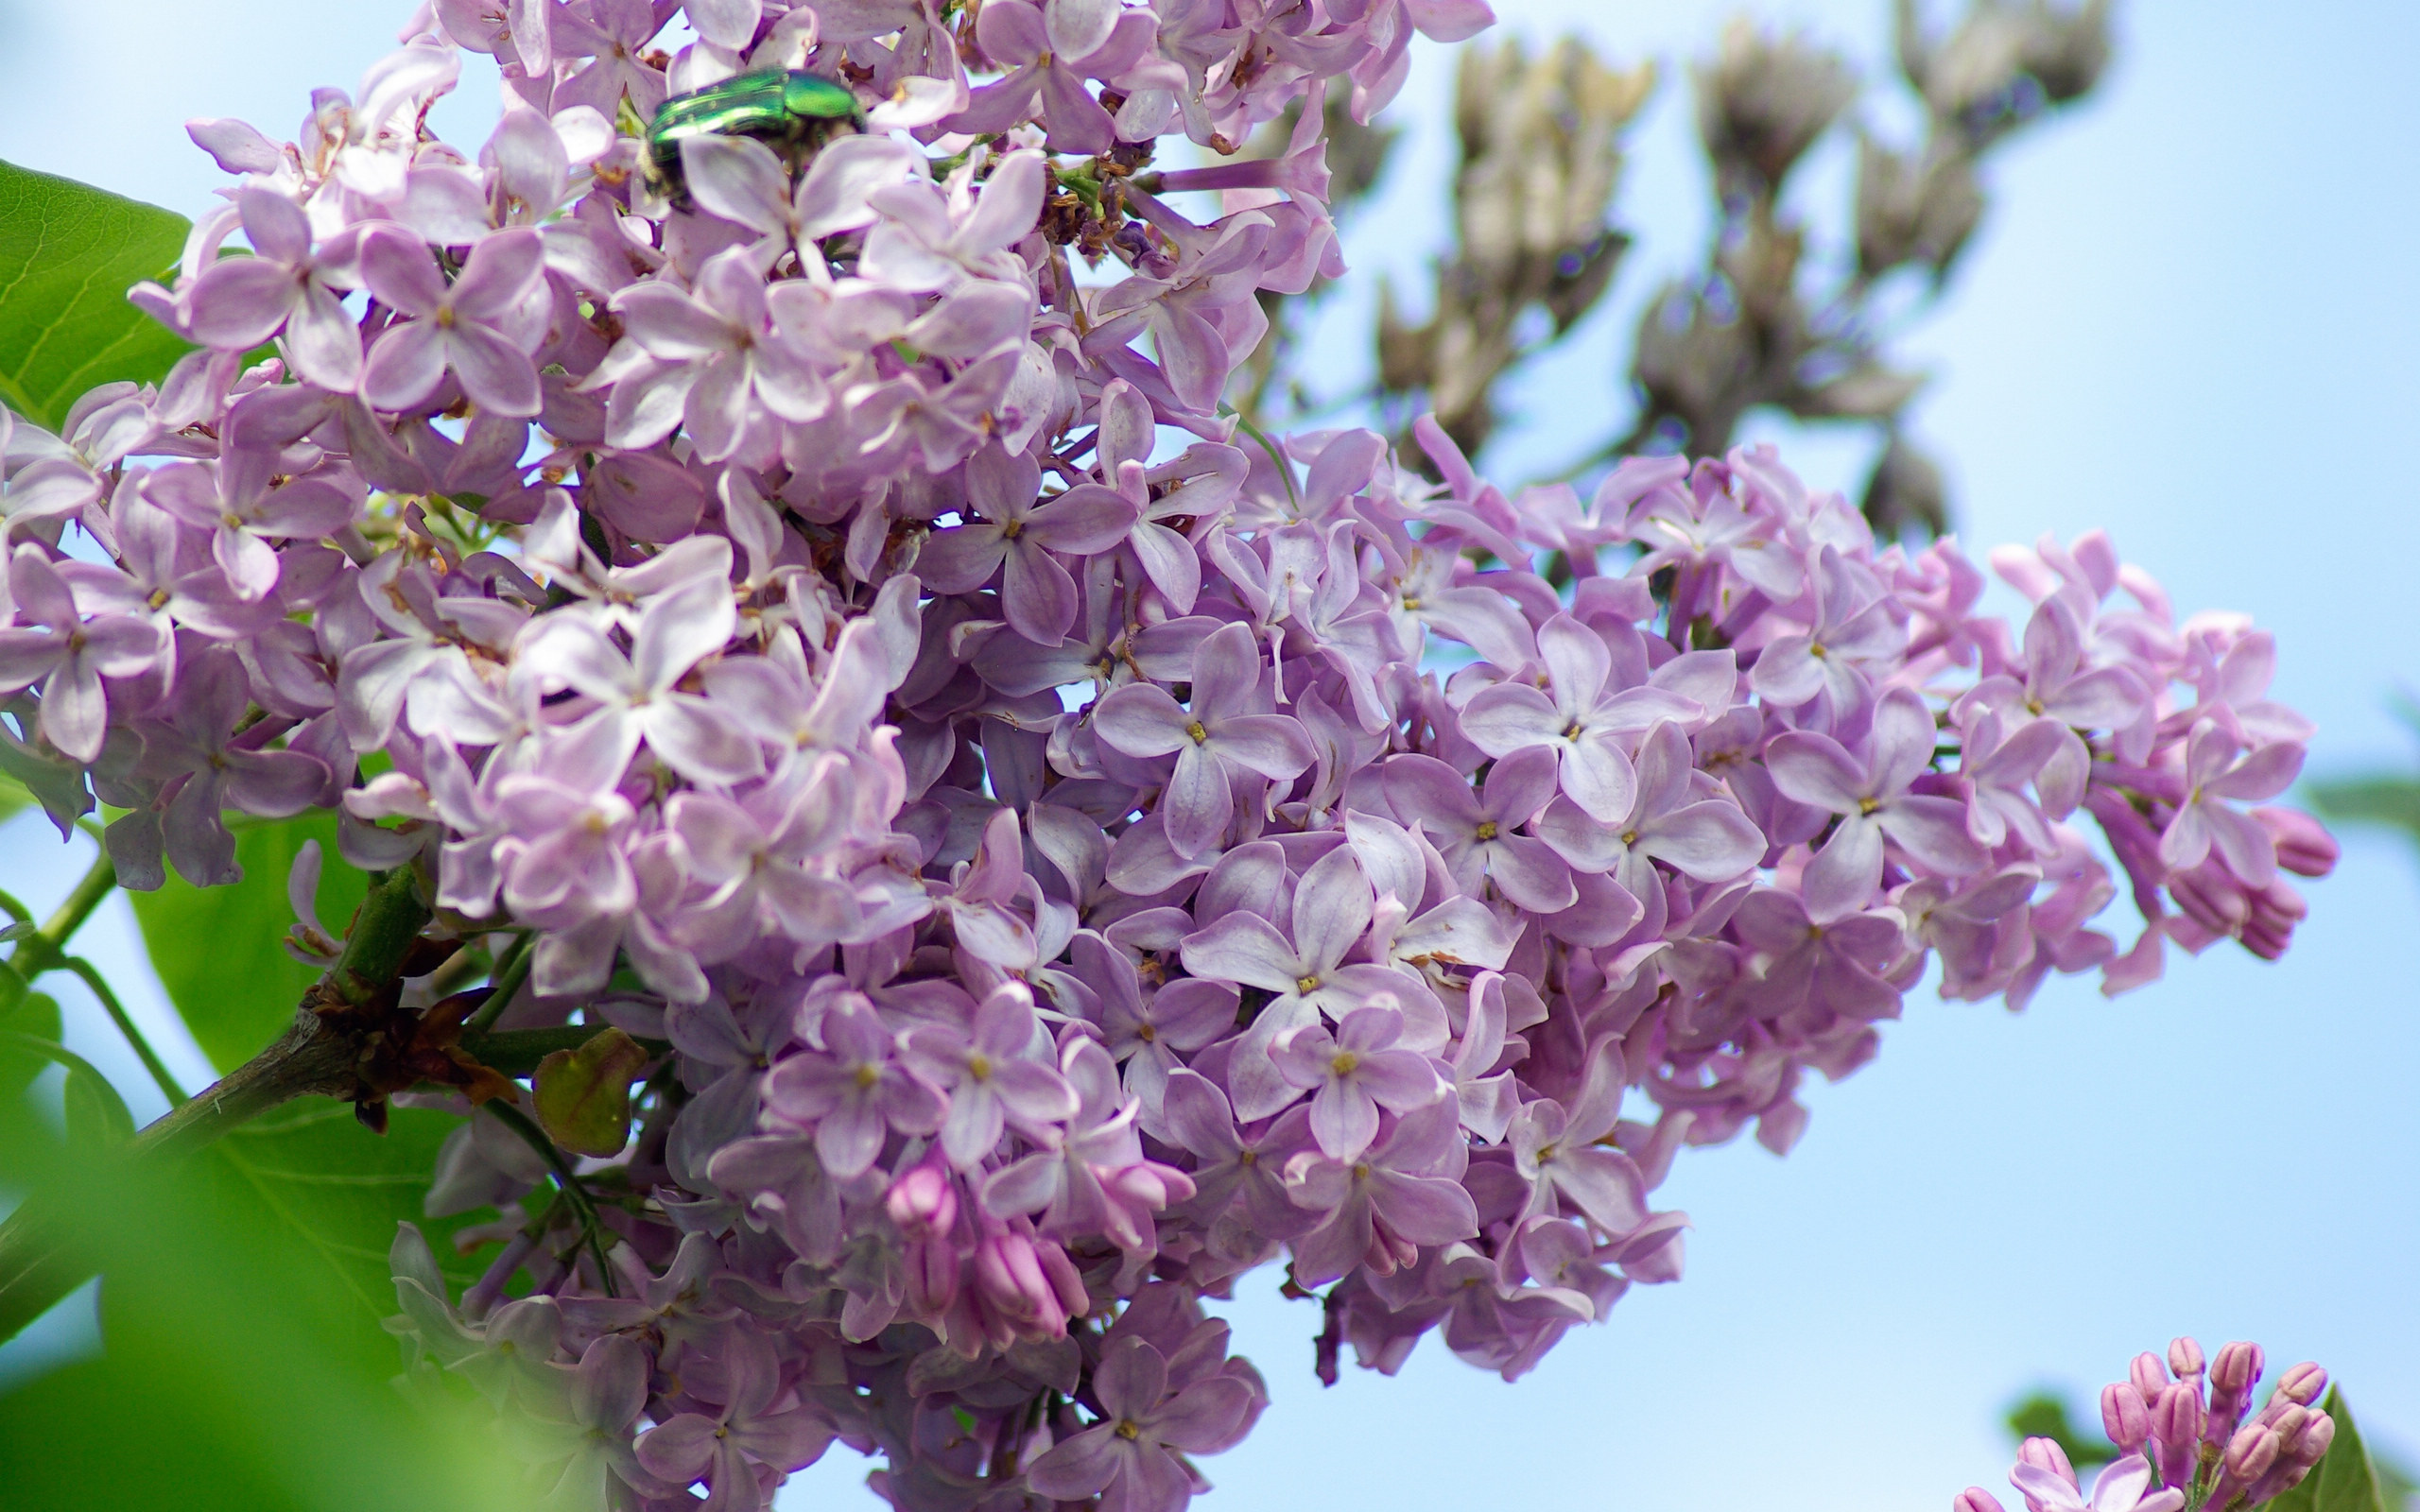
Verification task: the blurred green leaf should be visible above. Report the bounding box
[2004,1389,2117,1469]
[2269,1389,2389,1512]
[2308,775,2420,842]
[197,1100,487,1370]
[0,769,32,829]
[0,1031,132,1156]
[59,1063,132,1151]
[0,1116,524,1512]
[128,811,368,1074]
[0,159,192,435]
[0,991,61,1098]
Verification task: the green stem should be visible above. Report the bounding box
[484,1100,619,1297]
[460,1024,668,1077]
[59,957,186,1107]
[0,863,434,1348]
[0,849,117,1017]
[466,933,535,1035]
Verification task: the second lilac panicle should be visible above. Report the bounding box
[1959,1337,2334,1512]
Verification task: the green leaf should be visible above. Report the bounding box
[2269,1388,2390,1512]
[0,990,60,1098]
[2308,775,2420,840]
[0,1030,132,1151]
[195,1100,489,1371]
[60,1061,134,1150]
[0,159,192,435]
[0,769,33,830]
[127,810,369,1074]
[0,1114,526,1512]
[532,1026,648,1158]
[2003,1390,2117,1468]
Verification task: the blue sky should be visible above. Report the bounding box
[3,3,2415,1507]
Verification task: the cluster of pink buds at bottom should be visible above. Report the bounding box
[1956,1338,2334,1512]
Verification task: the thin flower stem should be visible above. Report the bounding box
[467,933,536,1036]
[484,1099,620,1297]
[0,848,116,1017]
[0,865,434,1348]
[58,957,187,1107]
[0,888,32,926]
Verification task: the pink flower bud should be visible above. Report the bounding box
[2152,1381,2205,1488]
[2273,1362,2326,1407]
[2262,1403,2310,1454]
[2101,1382,2152,1450]
[886,1160,958,1240]
[2206,1340,2265,1446]
[2224,1422,2280,1482]
[2017,1437,2077,1488]
[2254,806,2339,878]
[2210,1340,2266,1394]
[972,1229,1069,1339]
[2292,1413,2336,1470]
[1034,1236,1090,1320]
[2168,1336,2205,1379]
[1955,1491,2008,1512]
[2131,1351,2170,1400]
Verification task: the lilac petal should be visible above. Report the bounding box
[1489,835,1578,912]
[731,1406,833,1471]
[1153,1375,1253,1453]
[1804,816,1885,919]
[185,256,301,350]
[286,280,365,390]
[1560,737,1637,822]
[1369,1169,1480,1245]
[1458,684,1563,757]
[958,149,1046,254]
[1002,537,1080,644]
[214,522,283,600]
[1213,714,1315,780]
[39,657,111,764]
[1026,1425,1121,1500]
[1878,795,1984,875]
[1641,800,1766,881]
[1025,485,1135,553]
[795,135,925,241]
[1306,1077,1378,1160]
[1127,518,1201,610]
[448,227,546,320]
[1092,684,1193,758]
[224,749,326,816]
[444,322,543,417]
[681,135,790,237]
[635,1414,720,1481]
[1179,914,1300,995]
[360,320,449,411]
[358,227,447,318]
[1764,730,1868,813]
[1161,745,1235,858]
[1095,1336,1170,1422]
[645,698,764,785]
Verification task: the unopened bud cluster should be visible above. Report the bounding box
[1958,1337,2333,1512]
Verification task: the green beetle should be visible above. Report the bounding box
[645,69,862,206]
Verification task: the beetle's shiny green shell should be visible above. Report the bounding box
[646,69,862,197]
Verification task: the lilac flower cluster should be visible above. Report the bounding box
[1957,1338,2334,1512]
[0,1,2338,1509]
